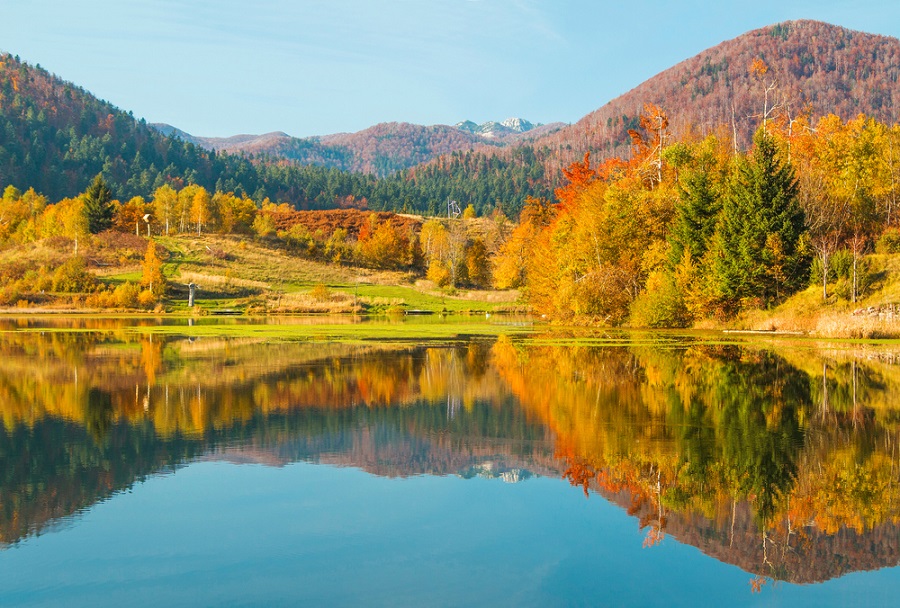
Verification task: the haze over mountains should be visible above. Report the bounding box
[1,19,898,214]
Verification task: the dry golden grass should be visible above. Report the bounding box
[412,279,521,303]
[165,234,411,289]
[177,270,268,290]
[814,312,900,339]
[738,274,900,338]
[265,290,362,314]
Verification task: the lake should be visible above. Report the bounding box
[1,317,899,606]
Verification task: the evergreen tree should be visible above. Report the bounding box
[82,174,114,234]
[669,169,721,266]
[715,132,807,308]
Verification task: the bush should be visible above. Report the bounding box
[310,283,331,302]
[138,289,157,309]
[876,228,900,254]
[114,281,140,308]
[85,290,117,309]
[0,286,21,306]
[252,213,277,238]
[52,257,97,293]
[629,272,690,328]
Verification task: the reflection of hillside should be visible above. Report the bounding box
[5,327,900,587]
[596,485,900,585]
[491,336,900,585]
[0,335,553,547]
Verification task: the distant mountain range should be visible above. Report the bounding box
[149,118,564,177]
[2,19,899,215]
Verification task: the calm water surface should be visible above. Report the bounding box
[2,318,900,606]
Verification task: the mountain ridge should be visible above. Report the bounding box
[526,19,900,166]
[149,117,565,177]
[3,19,900,217]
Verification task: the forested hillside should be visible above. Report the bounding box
[152,119,563,179]
[384,20,900,212]
[529,20,900,166]
[0,54,379,207]
[0,53,546,215]
[3,19,900,221]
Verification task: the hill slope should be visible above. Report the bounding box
[531,20,900,163]
[0,53,380,206]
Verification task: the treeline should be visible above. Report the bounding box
[371,145,554,217]
[493,103,900,325]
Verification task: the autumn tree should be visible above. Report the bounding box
[115,196,151,236]
[152,185,177,236]
[141,240,166,296]
[190,187,211,235]
[357,214,409,269]
[465,238,490,288]
[492,196,554,290]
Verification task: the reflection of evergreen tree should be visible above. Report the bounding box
[84,388,114,443]
[715,354,808,523]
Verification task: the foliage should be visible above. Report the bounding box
[140,240,166,296]
[52,257,97,293]
[82,174,114,234]
[714,131,808,310]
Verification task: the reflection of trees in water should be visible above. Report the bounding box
[0,335,551,547]
[4,328,900,584]
[84,388,114,443]
[493,337,900,583]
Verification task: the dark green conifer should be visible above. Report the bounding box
[669,169,721,266]
[715,131,808,309]
[82,174,114,233]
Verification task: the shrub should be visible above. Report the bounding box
[85,290,117,309]
[876,228,900,254]
[52,257,97,293]
[310,283,331,302]
[629,272,690,328]
[114,281,140,308]
[0,286,21,306]
[138,289,157,309]
[252,213,277,238]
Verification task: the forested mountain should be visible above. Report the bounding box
[528,20,900,166]
[0,53,378,207]
[3,20,899,219]
[151,119,563,178]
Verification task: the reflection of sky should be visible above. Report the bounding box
[2,461,898,606]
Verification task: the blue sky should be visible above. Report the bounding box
[3,0,899,138]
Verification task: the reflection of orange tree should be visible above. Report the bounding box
[492,336,900,581]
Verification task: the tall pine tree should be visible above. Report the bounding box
[715,131,807,309]
[82,174,114,234]
[669,169,721,266]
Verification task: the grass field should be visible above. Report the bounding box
[91,234,525,315]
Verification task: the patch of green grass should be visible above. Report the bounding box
[100,271,142,285]
[114,315,534,344]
